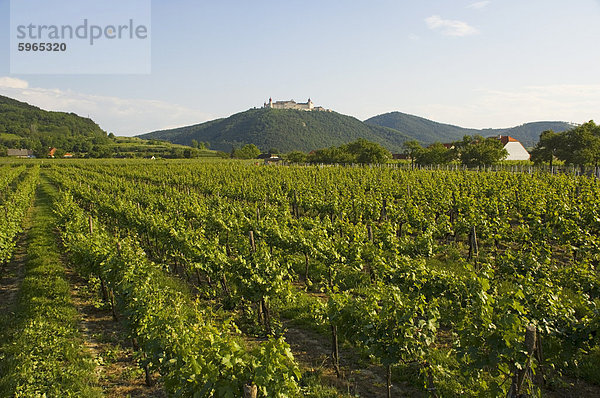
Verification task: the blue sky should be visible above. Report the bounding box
[1,0,600,136]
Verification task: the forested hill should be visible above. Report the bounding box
[0,95,109,155]
[365,111,575,148]
[139,108,413,153]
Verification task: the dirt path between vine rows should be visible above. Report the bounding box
[284,321,424,398]
[65,267,166,398]
[39,174,165,397]
[0,206,33,341]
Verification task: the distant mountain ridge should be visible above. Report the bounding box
[140,107,575,153]
[140,108,413,153]
[364,111,575,148]
[0,93,577,155]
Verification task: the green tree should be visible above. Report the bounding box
[170,147,185,158]
[233,144,261,159]
[307,139,390,164]
[403,140,422,169]
[343,138,391,164]
[88,145,113,158]
[77,140,93,153]
[556,121,600,172]
[415,142,454,165]
[457,135,507,167]
[530,130,560,169]
[286,151,307,163]
[308,146,355,164]
[191,139,199,149]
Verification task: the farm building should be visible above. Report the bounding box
[7,149,34,158]
[494,136,530,161]
[264,155,283,165]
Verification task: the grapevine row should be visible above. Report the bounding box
[45,161,600,396]
[53,189,302,397]
[0,166,39,266]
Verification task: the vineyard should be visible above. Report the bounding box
[1,159,599,397]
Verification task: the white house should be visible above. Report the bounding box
[495,135,530,161]
[7,149,34,158]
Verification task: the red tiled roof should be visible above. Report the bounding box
[498,135,519,145]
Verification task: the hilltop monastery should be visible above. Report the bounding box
[263,98,330,112]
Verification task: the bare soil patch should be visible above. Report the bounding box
[284,320,424,398]
[65,268,166,398]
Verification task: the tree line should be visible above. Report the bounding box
[233,139,392,164]
[530,121,600,171]
[278,136,507,166]
[287,138,392,164]
[404,121,600,170]
[402,135,508,167]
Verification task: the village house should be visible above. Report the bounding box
[7,149,34,158]
[494,135,530,161]
[264,155,283,165]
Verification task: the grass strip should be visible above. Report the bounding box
[0,178,101,397]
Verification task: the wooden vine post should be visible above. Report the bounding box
[89,216,109,303]
[380,199,388,222]
[367,224,375,282]
[468,226,478,260]
[244,383,257,398]
[249,230,271,334]
[249,230,256,252]
[105,241,121,322]
[304,251,310,286]
[386,364,392,398]
[331,324,341,378]
[132,337,153,386]
[426,363,439,398]
[293,191,299,218]
[507,325,543,398]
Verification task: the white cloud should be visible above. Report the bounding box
[467,1,491,10]
[414,84,600,129]
[0,77,29,89]
[479,85,600,124]
[0,77,213,136]
[425,15,479,37]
